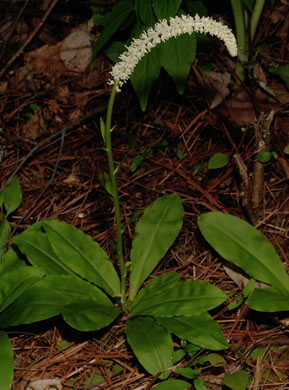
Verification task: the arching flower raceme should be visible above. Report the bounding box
[108,14,238,91]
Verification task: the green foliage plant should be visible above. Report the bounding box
[0,15,238,388]
[92,0,219,110]
[198,212,289,312]
[230,0,266,81]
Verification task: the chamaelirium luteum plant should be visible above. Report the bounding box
[103,14,237,308]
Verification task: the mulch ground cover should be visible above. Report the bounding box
[1,0,289,389]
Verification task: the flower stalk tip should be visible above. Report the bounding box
[108,14,237,91]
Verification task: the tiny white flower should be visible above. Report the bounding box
[109,14,237,91]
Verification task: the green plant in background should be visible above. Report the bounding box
[92,0,208,110]
[230,0,266,81]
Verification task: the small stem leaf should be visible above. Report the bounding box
[130,280,227,317]
[246,286,289,312]
[62,299,120,331]
[198,212,289,292]
[130,46,161,111]
[42,220,120,296]
[152,0,182,19]
[208,153,229,169]
[159,33,196,94]
[2,176,22,216]
[0,267,44,313]
[0,332,13,390]
[156,313,228,350]
[131,272,180,309]
[100,117,106,143]
[129,194,184,301]
[152,379,191,390]
[224,369,249,390]
[125,316,173,376]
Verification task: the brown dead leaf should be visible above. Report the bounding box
[204,71,231,109]
[22,108,51,140]
[60,30,92,73]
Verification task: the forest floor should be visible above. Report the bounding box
[1,0,289,389]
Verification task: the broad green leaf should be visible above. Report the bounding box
[0,332,13,390]
[0,248,26,276]
[208,153,229,169]
[13,231,70,275]
[131,272,180,309]
[156,313,228,350]
[246,286,289,312]
[152,0,182,19]
[129,194,183,300]
[0,218,9,261]
[224,369,249,390]
[185,1,208,17]
[1,176,22,216]
[125,316,173,376]
[130,46,161,111]
[0,267,44,313]
[91,0,134,60]
[62,298,120,331]
[256,151,272,163]
[0,274,111,327]
[130,281,227,317]
[269,64,289,90]
[198,212,289,292]
[42,220,120,296]
[153,379,191,390]
[159,34,196,94]
[135,0,156,26]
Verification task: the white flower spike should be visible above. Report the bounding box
[108,14,237,91]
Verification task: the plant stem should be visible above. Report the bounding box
[251,0,265,41]
[230,0,248,81]
[105,82,127,308]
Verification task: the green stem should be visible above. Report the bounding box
[105,82,127,309]
[251,0,265,41]
[231,0,248,81]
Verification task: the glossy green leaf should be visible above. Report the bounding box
[153,379,191,390]
[256,151,272,163]
[125,316,173,376]
[0,332,13,390]
[129,194,183,300]
[130,281,227,317]
[1,176,22,216]
[135,0,155,26]
[0,218,9,260]
[131,272,180,309]
[91,0,134,60]
[152,0,181,19]
[13,231,70,275]
[246,286,289,312]
[42,220,120,296]
[156,313,228,350]
[0,248,26,276]
[208,153,229,169]
[0,275,110,327]
[159,34,196,94]
[130,46,161,111]
[0,267,44,314]
[224,369,249,390]
[198,212,289,292]
[62,298,120,331]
